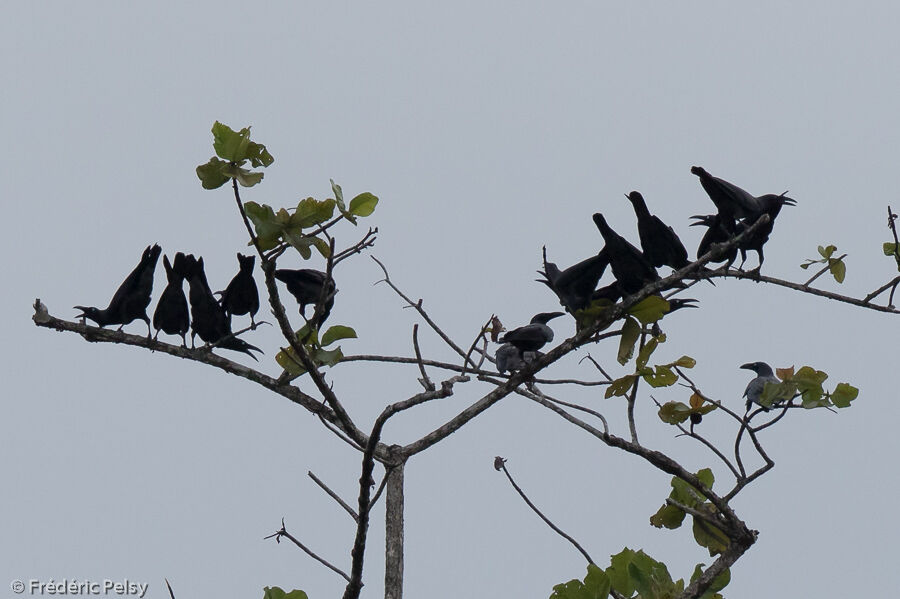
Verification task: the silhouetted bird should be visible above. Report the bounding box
[495,343,541,374]
[75,244,161,336]
[537,248,609,313]
[690,166,795,271]
[182,255,262,360]
[152,252,190,346]
[274,269,336,325]
[500,312,564,353]
[220,253,259,326]
[690,213,739,269]
[626,191,689,269]
[741,361,780,411]
[592,213,660,295]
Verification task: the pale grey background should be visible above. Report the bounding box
[3,3,898,598]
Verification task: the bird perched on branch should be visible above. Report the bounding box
[220,253,259,326]
[626,191,689,270]
[500,312,564,353]
[495,312,563,374]
[592,213,660,295]
[182,254,262,360]
[690,213,739,269]
[690,166,796,271]
[537,248,609,314]
[75,243,161,336]
[274,269,336,326]
[153,252,190,346]
[741,361,780,411]
[495,343,541,374]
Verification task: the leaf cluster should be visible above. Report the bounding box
[276,324,358,377]
[649,469,729,557]
[800,244,846,283]
[758,366,858,410]
[551,548,729,599]
[196,122,274,189]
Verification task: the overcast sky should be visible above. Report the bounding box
[3,3,899,598]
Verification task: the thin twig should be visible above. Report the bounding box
[802,254,847,287]
[412,324,434,391]
[266,519,352,583]
[308,471,359,522]
[494,457,596,566]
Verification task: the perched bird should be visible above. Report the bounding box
[690,166,796,271]
[495,343,541,374]
[626,191,689,269]
[220,253,259,326]
[690,213,739,269]
[152,252,190,346]
[75,244,161,336]
[741,361,780,411]
[537,248,609,313]
[592,213,660,295]
[274,269,336,326]
[500,312,564,353]
[182,255,262,360]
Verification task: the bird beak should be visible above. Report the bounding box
[739,362,755,370]
[73,306,88,319]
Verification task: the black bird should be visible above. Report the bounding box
[690,166,796,271]
[500,312,564,353]
[592,213,660,295]
[182,255,262,360]
[690,213,739,269]
[626,191,689,269]
[152,252,190,346]
[274,269,336,326]
[220,253,259,326]
[495,343,541,374]
[741,361,780,411]
[75,244,161,336]
[537,248,609,313]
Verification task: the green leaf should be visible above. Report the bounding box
[829,258,846,283]
[643,365,678,388]
[658,401,691,424]
[636,335,660,370]
[607,549,638,598]
[263,588,308,599]
[692,511,730,556]
[650,502,686,529]
[321,325,357,346]
[696,468,715,489]
[883,242,899,256]
[628,295,669,325]
[275,347,306,376]
[283,230,314,259]
[233,166,265,187]
[196,157,232,190]
[605,374,636,399]
[293,197,337,228]
[617,316,640,365]
[800,261,813,270]
[244,202,283,251]
[212,121,251,161]
[818,244,836,259]
[831,382,859,408]
[691,565,731,599]
[349,192,379,217]
[551,565,611,599]
[245,140,274,168]
[313,346,344,367]
[672,355,696,368]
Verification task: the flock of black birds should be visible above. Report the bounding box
[74,245,336,361]
[496,166,796,374]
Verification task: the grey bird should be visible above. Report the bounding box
[500,312,565,353]
[537,248,609,314]
[741,361,780,411]
[495,343,541,374]
[626,191,689,269]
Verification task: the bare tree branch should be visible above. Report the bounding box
[308,471,359,522]
[266,518,352,583]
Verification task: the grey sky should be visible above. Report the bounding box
[3,3,899,598]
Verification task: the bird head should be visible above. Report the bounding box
[690,166,708,177]
[689,214,715,227]
[531,312,565,325]
[73,306,100,321]
[625,191,644,204]
[237,253,255,271]
[740,361,775,377]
